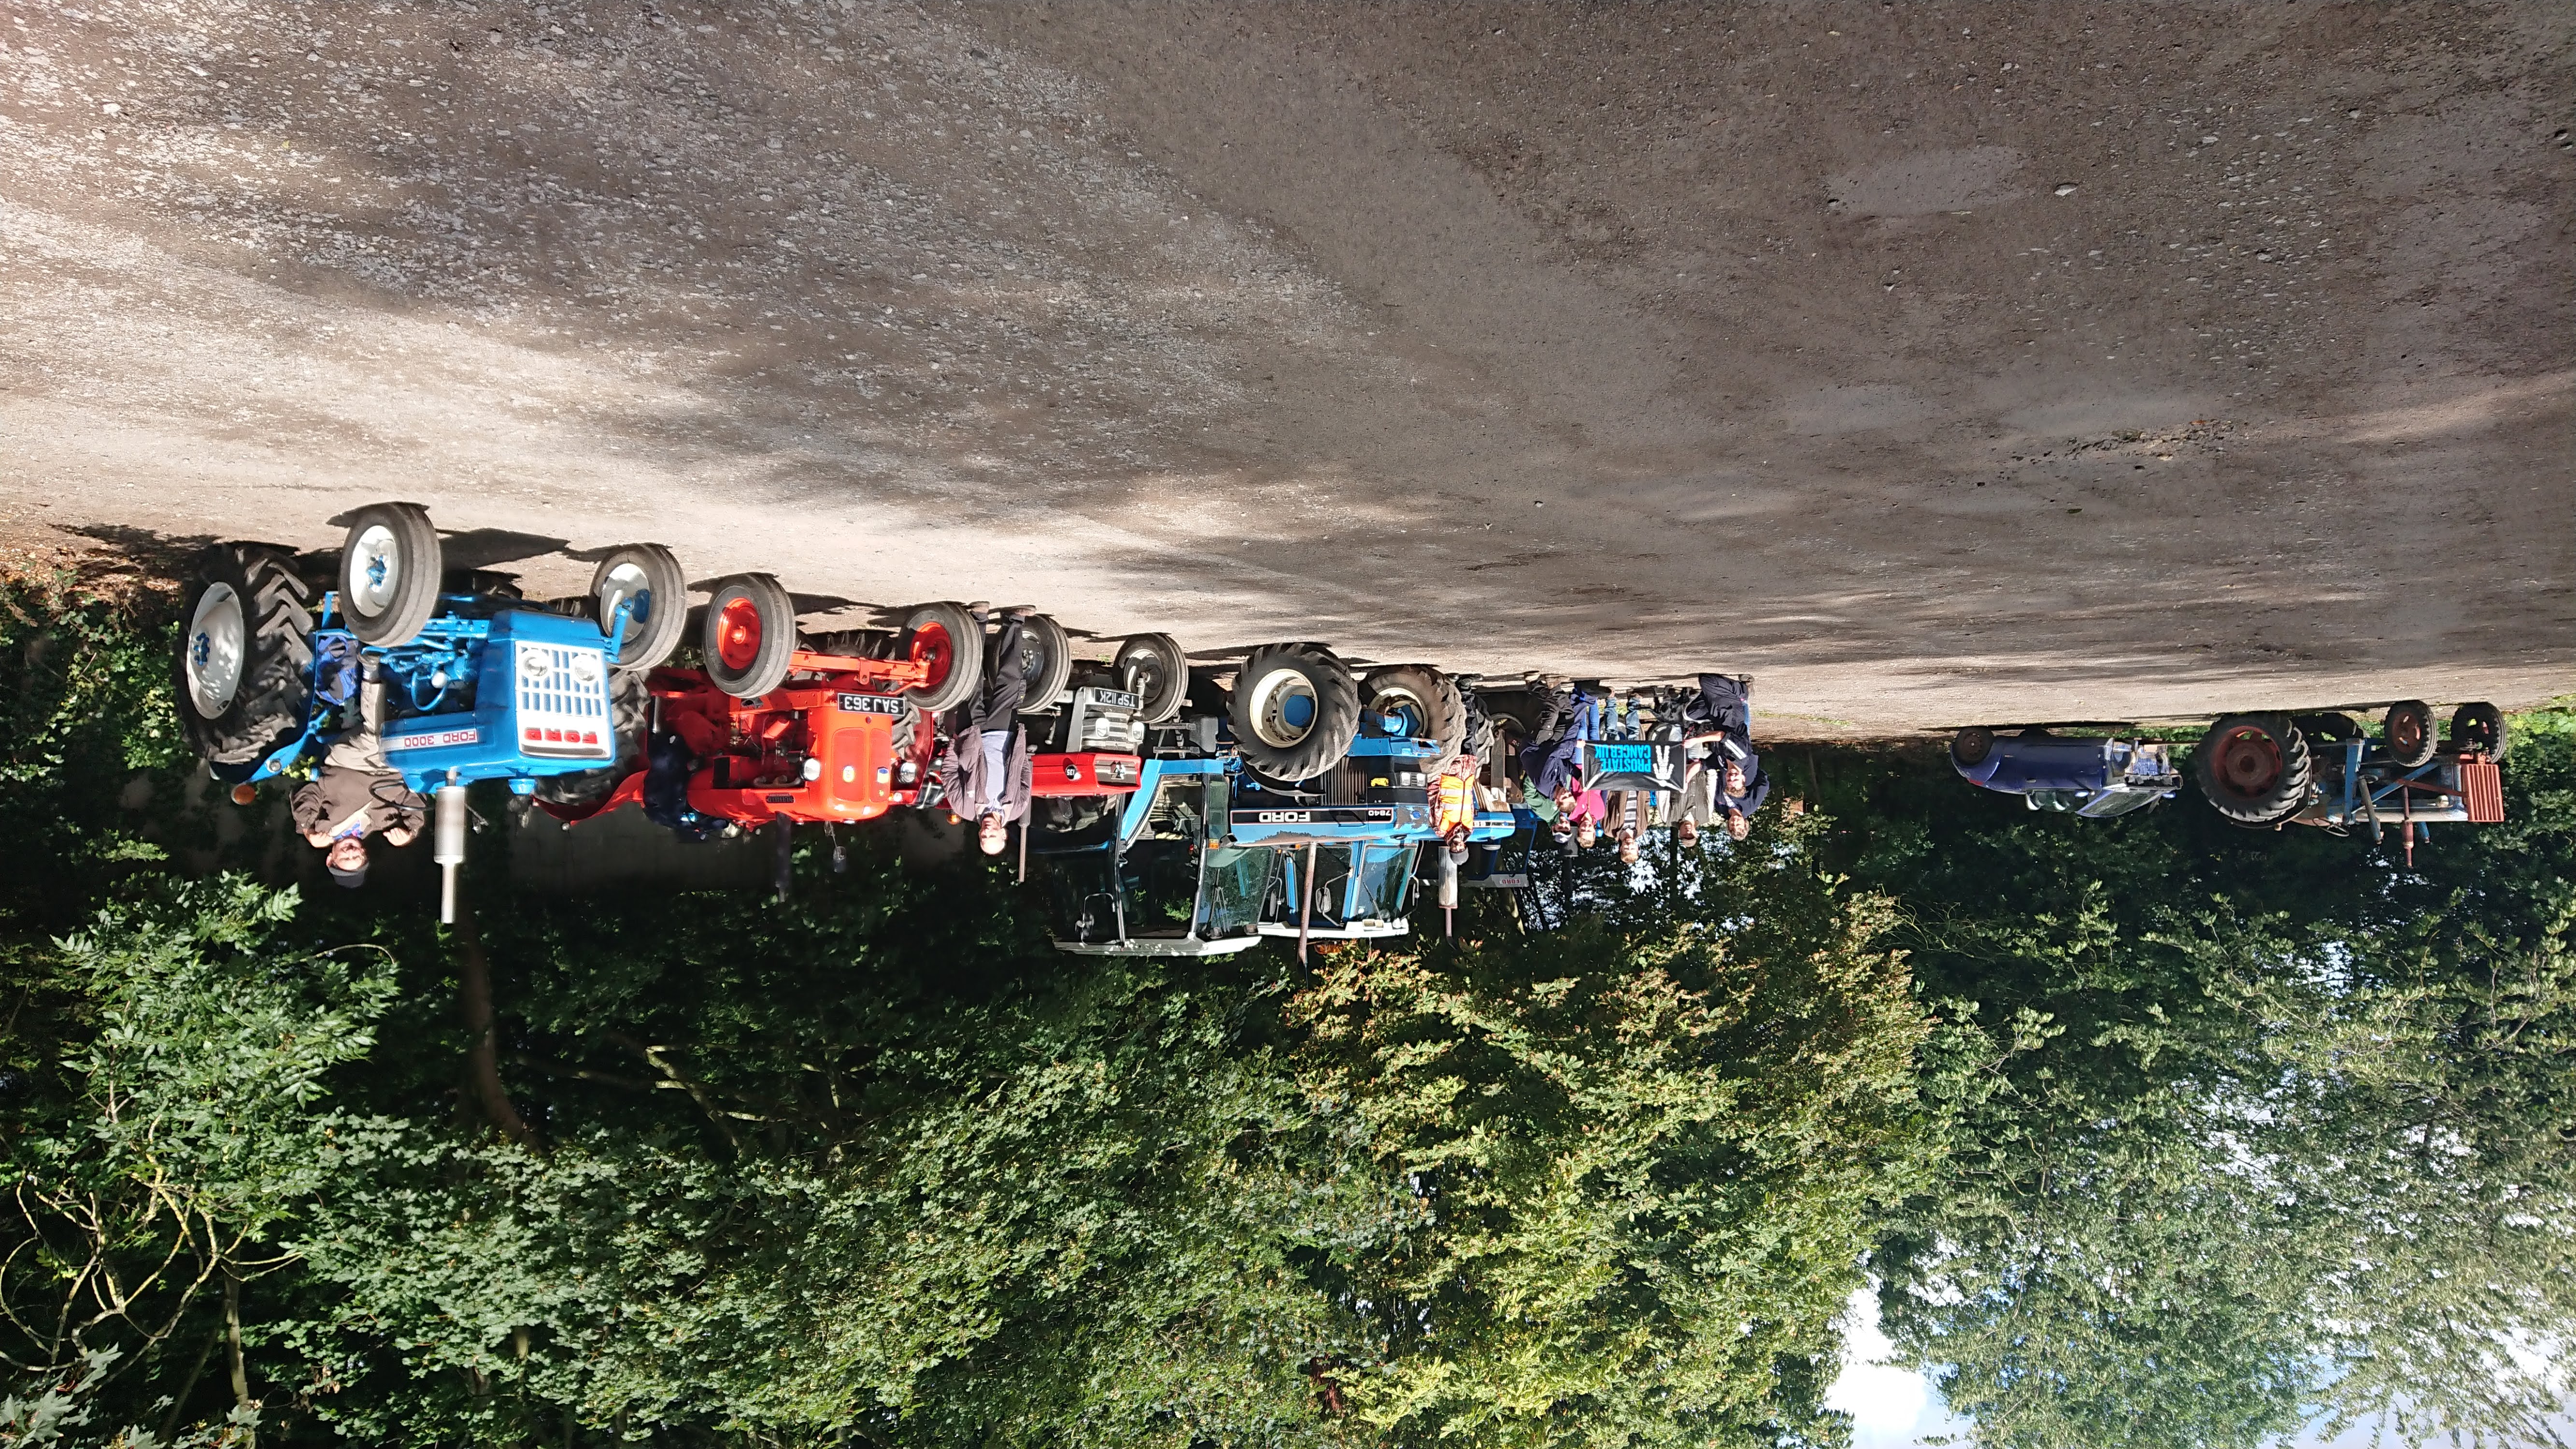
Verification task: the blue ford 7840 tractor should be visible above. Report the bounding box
[1026,647,1510,954]
[174,502,702,919]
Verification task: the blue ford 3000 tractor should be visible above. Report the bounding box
[174,502,695,919]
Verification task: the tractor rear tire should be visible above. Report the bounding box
[1113,633,1190,724]
[702,574,797,699]
[533,668,649,815]
[174,544,314,778]
[2381,700,2437,768]
[1230,644,1360,783]
[1363,665,1467,763]
[2450,701,2508,762]
[2195,714,2313,828]
[590,544,689,671]
[337,502,442,647]
[1474,687,1544,743]
[1011,612,1074,714]
[897,602,981,714]
[1950,726,1996,769]
[1461,693,1498,773]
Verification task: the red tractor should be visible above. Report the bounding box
[537,578,1146,866]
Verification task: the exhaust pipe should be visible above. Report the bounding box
[434,771,467,924]
[1438,845,1458,938]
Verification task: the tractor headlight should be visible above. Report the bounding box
[519,649,553,682]
[568,652,604,687]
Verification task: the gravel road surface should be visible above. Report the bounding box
[2,1,2567,734]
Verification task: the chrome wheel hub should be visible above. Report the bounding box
[185,583,246,718]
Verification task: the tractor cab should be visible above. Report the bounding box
[1030,762,1275,955]
[1261,839,1419,942]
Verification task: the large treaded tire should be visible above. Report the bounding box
[2380,700,2437,769]
[174,544,314,778]
[1363,665,1467,763]
[1471,686,1544,739]
[1011,613,1074,714]
[337,502,442,647]
[702,574,797,698]
[898,602,981,714]
[1461,693,1498,773]
[1230,644,1360,782]
[532,668,650,814]
[2449,701,2508,762]
[590,544,689,671]
[1113,633,1190,724]
[2196,714,2313,828]
[1472,686,1543,778]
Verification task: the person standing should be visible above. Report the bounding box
[1518,683,1604,802]
[1678,674,1768,842]
[289,659,428,887]
[941,607,1037,856]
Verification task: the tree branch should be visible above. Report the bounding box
[451,897,543,1154]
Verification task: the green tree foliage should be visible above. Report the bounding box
[0,574,187,924]
[6,580,2569,1447]
[1,879,396,1440]
[1290,890,1935,1448]
[1823,716,2576,1449]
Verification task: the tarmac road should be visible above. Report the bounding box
[1,2,2568,735]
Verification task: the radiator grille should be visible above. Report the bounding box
[514,642,614,759]
[2459,757,2505,824]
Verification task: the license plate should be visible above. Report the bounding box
[1081,688,1142,711]
[836,693,907,716]
[386,726,480,752]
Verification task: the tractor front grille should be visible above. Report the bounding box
[2459,757,2505,824]
[514,641,614,759]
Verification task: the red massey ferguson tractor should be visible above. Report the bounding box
[534,576,1147,881]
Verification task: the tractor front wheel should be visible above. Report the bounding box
[2195,714,2313,828]
[1229,644,1360,783]
[174,544,314,778]
[1011,612,1073,714]
[1113,633,1190,724]
[897,601,982,714]
[2449,701,2508,762]
[590,543,689,671]
[337,502,442,647]
[2380,700,2437,768]
[1950,726,1996,769]
[702,574,797,698]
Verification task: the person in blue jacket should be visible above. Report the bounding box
[1518,682,1606,806]
[1675,674,1767,843]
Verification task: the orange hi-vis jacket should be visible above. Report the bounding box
[1433,757,1479,838]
